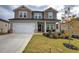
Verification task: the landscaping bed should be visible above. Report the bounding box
[63,43,79,50]
[72,35,79,39]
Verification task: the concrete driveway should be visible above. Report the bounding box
[0,33,33,53]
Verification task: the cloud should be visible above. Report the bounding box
[0,5,12,11]
[27,5,49,11]
[0,6,14,20]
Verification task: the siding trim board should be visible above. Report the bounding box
[0,19,9,23]
[9,18,60,21]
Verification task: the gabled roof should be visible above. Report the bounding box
[44,7,58,12]
[13,5,58,12]
[13,5,32,12]
[0,19,9,23]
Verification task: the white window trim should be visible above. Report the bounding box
[19,11,27,18]
[34,13,43,19]
[48,12,53,19]
[46,24,54,30]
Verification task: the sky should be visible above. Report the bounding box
[1,0,79,5]
[0,0,79,20]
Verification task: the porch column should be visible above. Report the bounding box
[10,22,13,33]
[35,21,38,32]
[54,23,56,30]
[44,21,46,33]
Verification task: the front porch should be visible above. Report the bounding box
[35,21,59,33]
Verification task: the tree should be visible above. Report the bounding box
[61,5,76,44]
[67,17,76,44]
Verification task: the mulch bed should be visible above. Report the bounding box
[63,43,79,50]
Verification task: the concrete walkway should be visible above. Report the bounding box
[0,33,33,53]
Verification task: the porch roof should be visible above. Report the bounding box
[9,18,60,21]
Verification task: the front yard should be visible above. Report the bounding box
[23,35,79,53]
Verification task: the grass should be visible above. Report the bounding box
[23,35,79,53]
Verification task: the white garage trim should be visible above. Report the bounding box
[13,23,35,34]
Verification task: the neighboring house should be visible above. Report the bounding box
[61,22,69,33]
[61,18,79,35]
[71,18,79,35]
[9,5,60,33]
[0,19,10,33]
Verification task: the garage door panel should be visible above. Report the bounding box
[13,23,35,33]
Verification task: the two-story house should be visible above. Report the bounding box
[9,5,59,33]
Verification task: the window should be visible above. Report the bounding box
[56,24,58,29]
[47,24,51,30]
[46,24,54,30]
[5,24,7,26]
[20,13,22,17]
[48,12,53,19]
[34,13,43,19]
[24,13,26,17]
[47,24,50,30]
[51,25,53,29]
[19,11,27,18]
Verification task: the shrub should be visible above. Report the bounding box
[48,30,53,38]
[43,33,48,36]
[58,33,61,36]
[57,32,64,38]
[43,31,59,39]
[72,35,79,39]
[8,30,12,33]
[63,33,70,39]
[60,30,65,34]
[52,29,55,32]
[53,32,59,39]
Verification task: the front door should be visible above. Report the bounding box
[38,22,44,32]
[38,24,42,32]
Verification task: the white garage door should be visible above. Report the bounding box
[13,23,35,33]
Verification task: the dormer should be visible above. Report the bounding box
[13,5,32,19]
[44,7,58,19]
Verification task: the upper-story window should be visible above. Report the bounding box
[48,12,53,19]
[19,11,27,18]
[34,13,43,19]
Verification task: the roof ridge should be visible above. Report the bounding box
[13,5,57,11]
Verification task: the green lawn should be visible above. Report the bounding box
[23,35,79,53]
